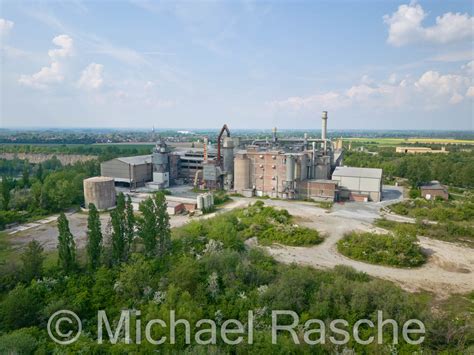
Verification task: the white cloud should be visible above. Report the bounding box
[414,71,470,102]
[19,62,63,89]
[430,50,473,63]
[383,2,473,46]
[0,18,14,38]
[78,63,104,90]
[466,86,474,97]
[268,62,473,112]
[19,34,74,89]
[48,34,74,59]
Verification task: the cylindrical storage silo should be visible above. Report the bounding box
[234,156,250,192]
[83,176,116,210]
[197,195,204,210]
[300,155,308,180]
[223,137,235,174]
[204,193,211,209]
[286,156,295,182]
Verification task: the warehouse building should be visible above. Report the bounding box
[331,167,382,202]
[396,146,448,154]
[100,155,152,188]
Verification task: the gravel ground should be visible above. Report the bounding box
[257,189,474,297]
[6,187,473,297]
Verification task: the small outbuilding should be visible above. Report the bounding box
[166,201,185,215]
[420,181,449,200]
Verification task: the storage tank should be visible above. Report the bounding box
[197,195,204,210]
[234,155,250,192]
[286,156,295,182]
[300,155,308,180]
[152,139,170,188]
[83,176,116,210]
[223,137,235,174]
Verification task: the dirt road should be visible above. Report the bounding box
[259,195,474,297]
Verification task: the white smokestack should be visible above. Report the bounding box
[321,111,328,153]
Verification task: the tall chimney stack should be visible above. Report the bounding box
[321,111,328,153]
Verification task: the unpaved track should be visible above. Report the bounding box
[7,199,250,252]
[259,195,474,297]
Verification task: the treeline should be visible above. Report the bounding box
[0,159,99,229]
[343,151,474,188]
[0,200,471,353]
[1,144,153,161]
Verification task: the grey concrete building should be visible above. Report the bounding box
[331,167,382,202]
[100,155,152,188]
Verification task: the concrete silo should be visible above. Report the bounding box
[83,176,116,210]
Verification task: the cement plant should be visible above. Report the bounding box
[1,0,473,353]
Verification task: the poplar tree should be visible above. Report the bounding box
[57,212,76,273]
[21,240,45,282]
[125,195,135,249]
[1,175,11,211]
[111,193,126,264]
[137,192,170,257]
[86,203,102,270]
[155,192,171,257]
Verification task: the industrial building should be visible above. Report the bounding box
[396,146,448,154]
[233,112,343,199]
[100,155,152,188]
[331,167,383,202]
[97,111,383,203]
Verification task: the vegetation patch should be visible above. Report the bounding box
[212,190,232,206]
[175,200,323,247]
[389,196,474,222]
[375,218,474,248]
[337,231,426,267]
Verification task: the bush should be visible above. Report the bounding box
[337,231,426,267]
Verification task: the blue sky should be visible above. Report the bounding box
[1,0,473,130]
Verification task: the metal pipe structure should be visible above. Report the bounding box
[216,124,230,166]
[203,137,209,161]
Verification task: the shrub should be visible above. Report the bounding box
[337,231,426,267]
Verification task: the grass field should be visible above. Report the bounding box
[345,137,474,145]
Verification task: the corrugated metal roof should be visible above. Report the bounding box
[117,155,152,165]
[332,166,382,179]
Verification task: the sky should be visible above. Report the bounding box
[0,0,473,130]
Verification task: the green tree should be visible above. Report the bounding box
[21,165,30,187]
[35,163,44,182]
[137,197,157,256]
[137,192,170,257]
[0,285,41,330]
[86,203,102,270]
[155,192,171,257]
[111,193,126,264]
[125,195,135,248]
[20,240,45,282]
[1,175,11,211]
[57,212,76,273]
